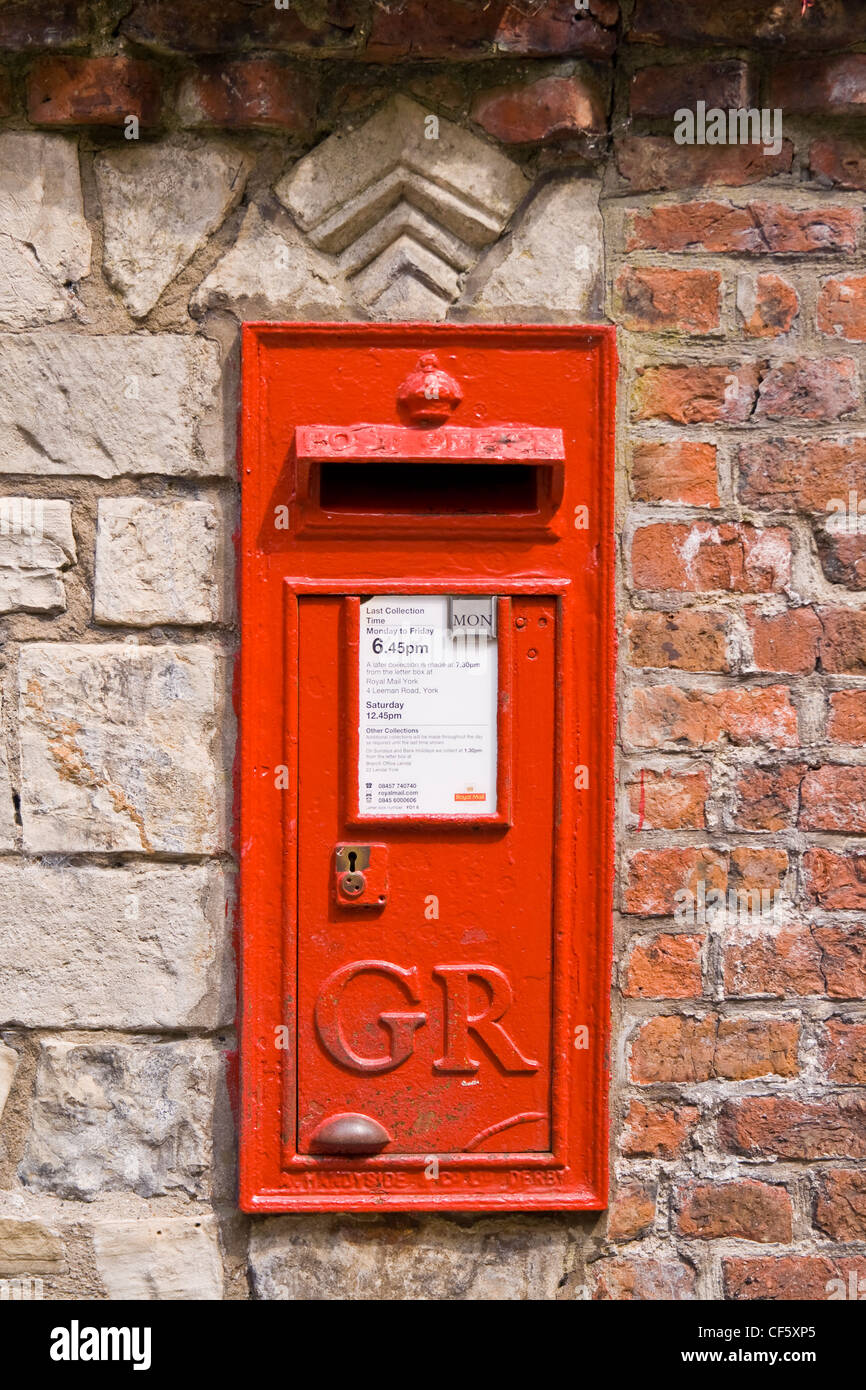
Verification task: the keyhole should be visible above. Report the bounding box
[347,850,357,872]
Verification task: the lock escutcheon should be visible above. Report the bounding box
[334,843,388,908]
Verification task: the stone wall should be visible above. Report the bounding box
[0,0,865,1300]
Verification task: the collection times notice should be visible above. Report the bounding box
[358,595,498,816]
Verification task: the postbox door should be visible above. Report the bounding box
[295,591,557,1157]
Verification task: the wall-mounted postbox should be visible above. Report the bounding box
[240,325,616,1213]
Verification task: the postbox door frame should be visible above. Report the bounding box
[239,322,616,1214]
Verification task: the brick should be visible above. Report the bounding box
[816,530,866,590]
[593,1257,696,1301]
[770,54,866,113]
[623,934,703,999]
[828,690,866,741]
[630,0,864,50]
[800,765,866,833]
[815,1171,866,1241]
[624,847,726,916]
[724,927,825,999]
[626,610,729,672]
[805,848,866,911]
[749,609,821,675]
[731,763,803,831]
[630,60,752,118]
[821,1018,866,1084]
[631,1015,798,1084]
[720,1095,866,1159]
[177,59,316,132]
[632,362,760,424]
[730,846,787,893]
[737,273,798,338]
[365,0,618,62]
[738,437,866,512]
[27,57,161,127]
[724,1255,866,1302]
[625,767,709,831]
[631,522,791,594]
[470,73,607,144]
[607,1181,657,1242]
[0,2,88,50]
[630,440,718,506]
[811,136,866,190]
[0,863,232,1029]
[0,498,74,615]
[93,1217,224,1300]
[621,1100,699,1157]
[616,136,793,193]
[814,926,866,999]
[755,357,859,422]
[121,0,362,57]
[818,608,866,674]
[818,275,866,342]
[677,1180,792,1242]
[615,267,720,334]
[627,200,861,255]
[624,685,798,750]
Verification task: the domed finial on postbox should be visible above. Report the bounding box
[397,352,463,426]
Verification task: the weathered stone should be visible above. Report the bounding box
[250,1217,573,1300]
[0,132,90,329]
[0,1216,63,1275]
[0,499,74,614]
[95,136,251,317]
[0,131,90,282]
[458,180,603,322]
[20,1039,218,1200]
[0,1043,18,1121]
[277,95,528,319]
[0,691,16,850]
[92,1216,223,1300]
[191,205,352,321]
[0,333,226,479]
[19,643,226,854]
[0,864,233,1029]
[95,498,223,626]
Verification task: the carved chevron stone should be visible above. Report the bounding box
[275,95,529,319]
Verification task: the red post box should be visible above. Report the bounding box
[240,324,616,1212]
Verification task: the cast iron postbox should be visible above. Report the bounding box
[240,324,616,1212]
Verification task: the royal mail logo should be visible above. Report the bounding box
[454,787,486,802]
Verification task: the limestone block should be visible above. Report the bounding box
[0,1216,64,1276]
[0,863,233,1029]
[0,691,15,850]
[0,132,90,329]
[95,498,223,626]
[458,179,605,322]
[20,1039,218,1201]
[95,136,251,318]
[277,95,529,318]
[250,1217,573,1300]
[92,1216,223,1300]
[192,205,352,320]
[0,498,75,614]
[19,643,227,854]
[0,1042,18,1122]
[0,332,226,479]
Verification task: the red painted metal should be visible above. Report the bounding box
[239,323,617,1213]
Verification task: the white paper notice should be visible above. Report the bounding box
[358,595,498,816]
